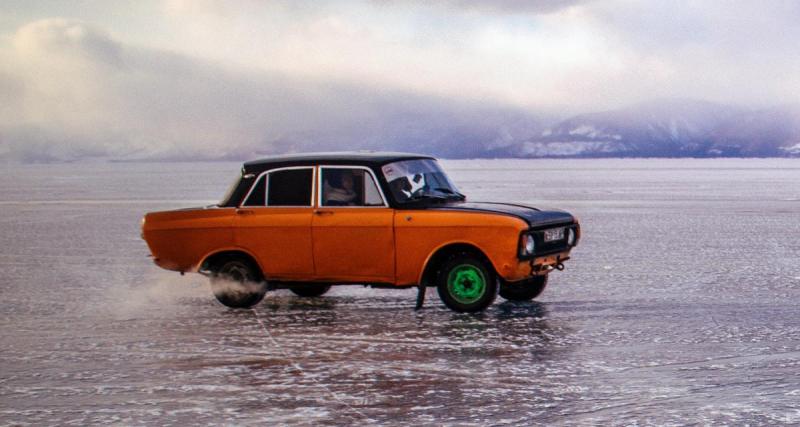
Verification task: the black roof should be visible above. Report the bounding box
[242,151,434,173]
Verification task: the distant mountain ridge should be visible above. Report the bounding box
[506,99,800,158]
[4,95,799,162]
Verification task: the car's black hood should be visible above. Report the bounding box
[431,201,575,228]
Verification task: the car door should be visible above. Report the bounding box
[312,166,395,283]
[234,166,315,280]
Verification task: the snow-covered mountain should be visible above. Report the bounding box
[6,92,799,161]
[514,100,800,158]
[707,105,800,156]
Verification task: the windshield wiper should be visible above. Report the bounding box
[431,187,466,200]
[407,192,448,202]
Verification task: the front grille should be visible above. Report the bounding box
[526,222,578,258]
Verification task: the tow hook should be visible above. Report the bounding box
[555,263,565,271]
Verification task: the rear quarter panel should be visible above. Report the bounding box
[142,208,235,272]
[394,210,527,286]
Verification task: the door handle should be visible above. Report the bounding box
[236,209,255,215]
[314,210,334,216]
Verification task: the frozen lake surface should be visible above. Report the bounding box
[1,158,799,425]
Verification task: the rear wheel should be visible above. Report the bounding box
[499,275,548,301]
[209,257,267,308]
[436,253,497,313]
[289,284,332,297]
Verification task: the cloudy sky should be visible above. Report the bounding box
[1,0,798,160]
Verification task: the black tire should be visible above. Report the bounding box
[499,275,548,301]
[289,284,332,298]
[436,253,498,313]
[209,257,267,308]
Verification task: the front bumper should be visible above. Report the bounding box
[500,250,572,282]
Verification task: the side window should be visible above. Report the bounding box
[242,175,266,206]
[267,169,313,206]
[321,168,385,207]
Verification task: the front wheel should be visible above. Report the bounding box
[209,258,267,308]
[436,253,498,313]
[499,275,548,301]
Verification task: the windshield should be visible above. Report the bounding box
[381,159,463,204]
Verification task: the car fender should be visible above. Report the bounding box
[196,246,265,274]
[416,239,505,286]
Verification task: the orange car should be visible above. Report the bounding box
[141,152,580,312]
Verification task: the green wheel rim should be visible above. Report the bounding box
[447,264,487,305]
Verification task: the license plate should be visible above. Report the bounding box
[543,227,565,242]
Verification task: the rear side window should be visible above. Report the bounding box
[267,168,313,206]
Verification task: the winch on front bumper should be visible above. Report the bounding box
[501,251,573,282]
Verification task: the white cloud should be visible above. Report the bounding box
[0,1,798,160]
[149,0,800,110]
[0,19,329,160]
[0,18,541,161]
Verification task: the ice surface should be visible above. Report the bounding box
[1,159,800,425]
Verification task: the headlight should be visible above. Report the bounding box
[522,234,535,255]
[567,228,575,246]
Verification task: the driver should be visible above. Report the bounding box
[323,170,358,206]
